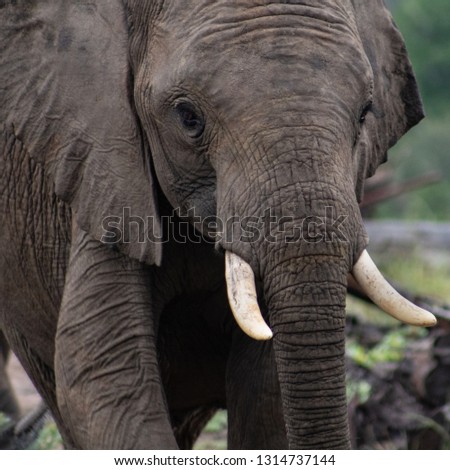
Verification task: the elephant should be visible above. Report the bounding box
[0,0,437,449]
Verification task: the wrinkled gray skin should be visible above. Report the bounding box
[0,0,423,449]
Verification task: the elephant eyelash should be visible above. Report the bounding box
[359,102,373,124]
[353,102,372,147]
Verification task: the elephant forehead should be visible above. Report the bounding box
[163,0,361,51]
[155,0,371,97]
[163,0,357,29]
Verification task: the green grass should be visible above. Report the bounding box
[29,421,63,450]
[378,253,450,304]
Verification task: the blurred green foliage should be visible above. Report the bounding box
[388,0,450,115]
[378,251,450,302]
[194,411,227,450]
[0,412,11,428]
[375,0,450,220]
[347,327,427,369]
[29,422,63,450]
[346,379,372,404]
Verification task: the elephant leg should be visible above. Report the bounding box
[227,330,287,450]
[171,406,218,450]
[55,222,176,449]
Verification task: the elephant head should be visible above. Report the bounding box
[1,0,436,449]
[126,0,435,448]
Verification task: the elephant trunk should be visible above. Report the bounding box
[265,248,351,449]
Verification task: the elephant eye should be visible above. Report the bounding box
[175,102,205,139]
[359,102,373,124]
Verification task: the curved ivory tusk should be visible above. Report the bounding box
[225,251,273,341]
[352,250,437,327]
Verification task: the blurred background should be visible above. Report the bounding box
[378,0,450,221]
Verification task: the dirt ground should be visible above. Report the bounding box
[7,355,41,415]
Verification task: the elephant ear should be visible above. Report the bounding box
[0,0,161,265]
[351,0,424,195]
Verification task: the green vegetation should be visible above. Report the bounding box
[194,411,228,450]
[0,412,10,428]
[388,0,450,116]
[375,0,450,221]
[378,252,450,303]
[0,414,63,450]
[29,422,63,450]
[346,379,372,405]
[347,327,427,369]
